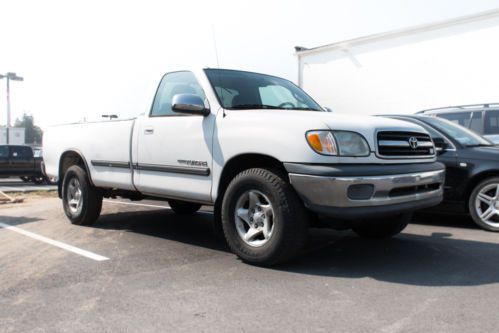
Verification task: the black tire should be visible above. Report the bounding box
[62,165,103,225]
[352,213,411,239]
[168,199,202,215]
[221,168,309,266]
[468,177,499,232]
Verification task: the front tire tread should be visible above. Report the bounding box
[221,168,308,266]
[62,165,103,226]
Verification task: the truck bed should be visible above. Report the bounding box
[43,119,136,190]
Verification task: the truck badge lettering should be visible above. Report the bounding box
[178,160,208,167]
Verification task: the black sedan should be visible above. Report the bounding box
[385,115,499,232]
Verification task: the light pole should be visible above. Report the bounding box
[0,72,24,144]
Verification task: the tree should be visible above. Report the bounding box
[14,113,43,145]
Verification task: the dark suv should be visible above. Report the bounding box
[0,145,47,184]
[418,103,499,143]
[385,115,499,232]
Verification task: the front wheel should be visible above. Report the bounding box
[62,165,103,225]
[221,168,309,266]
[352,213,411,239]
[168,200,202,215]
[469,177,499,232]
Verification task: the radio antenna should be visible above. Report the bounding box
[212,24,221,69]
[211,24,226,117]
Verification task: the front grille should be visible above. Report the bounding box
[377,131,434,157]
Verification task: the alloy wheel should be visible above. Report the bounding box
[66,178,83,215]
[475,183,499,228]
[234,190,275,247]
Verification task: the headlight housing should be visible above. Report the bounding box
[306,130,370,157]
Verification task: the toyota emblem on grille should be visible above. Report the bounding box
[408,137,418,149]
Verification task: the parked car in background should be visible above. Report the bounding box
[43,68,445,266]
[385,114,499,232]
[0,145,48,184]
[418,103,499,143]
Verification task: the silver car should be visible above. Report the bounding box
[418,103,499,144]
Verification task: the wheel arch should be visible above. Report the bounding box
[216,153,287,200]
[212,153,287,228]
[58,149,93,198]
[464,170,499,212]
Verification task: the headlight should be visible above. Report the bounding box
[334,131,370,156]
[306,131,338,155]
[306,130,370,157]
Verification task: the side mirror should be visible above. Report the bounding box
[172,94,210,116]
[323,106,333,112]
[432,137,448,154]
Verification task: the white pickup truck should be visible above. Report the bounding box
[43,68,445,265]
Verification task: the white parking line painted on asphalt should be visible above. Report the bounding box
[0,222,109,261]
[0,187,23,192]
[0,186,57,193]
[103,199,170,209]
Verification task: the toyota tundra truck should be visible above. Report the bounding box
[43,68,445,266]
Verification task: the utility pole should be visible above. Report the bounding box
[0,72,24,144]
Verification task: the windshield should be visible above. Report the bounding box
[204,69,323,111]
[422,116,492,147]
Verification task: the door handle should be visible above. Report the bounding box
[144,127,154,135]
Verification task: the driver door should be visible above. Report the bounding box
[134,71,215,203]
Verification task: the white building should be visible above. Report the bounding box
[0,127,26,145]
[295,9,499,115]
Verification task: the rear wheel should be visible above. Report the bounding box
[168,200,202,215]
[62,165,103,225]
[469,177,499,232]
[221,168,309,266]
[352,213,411,239]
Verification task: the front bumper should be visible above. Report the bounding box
[286,162,445,219]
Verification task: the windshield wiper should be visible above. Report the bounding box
[292,107,321,111]
[230,104,320,111]
[465,143,492,147]
[230,104,282,110]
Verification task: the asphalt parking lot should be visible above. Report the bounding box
[1,196,499,333]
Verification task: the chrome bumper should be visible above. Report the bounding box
[289,169,445,218]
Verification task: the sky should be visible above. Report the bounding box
[1,0,499,129]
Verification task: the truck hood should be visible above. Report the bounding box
[226,110,428,143]
[315,112,425,134]
[218,109,434,165]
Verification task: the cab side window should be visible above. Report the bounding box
[484,110,499,135]
[150,71,205,117]
[469,112,483,134]
[438,112,472,128]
